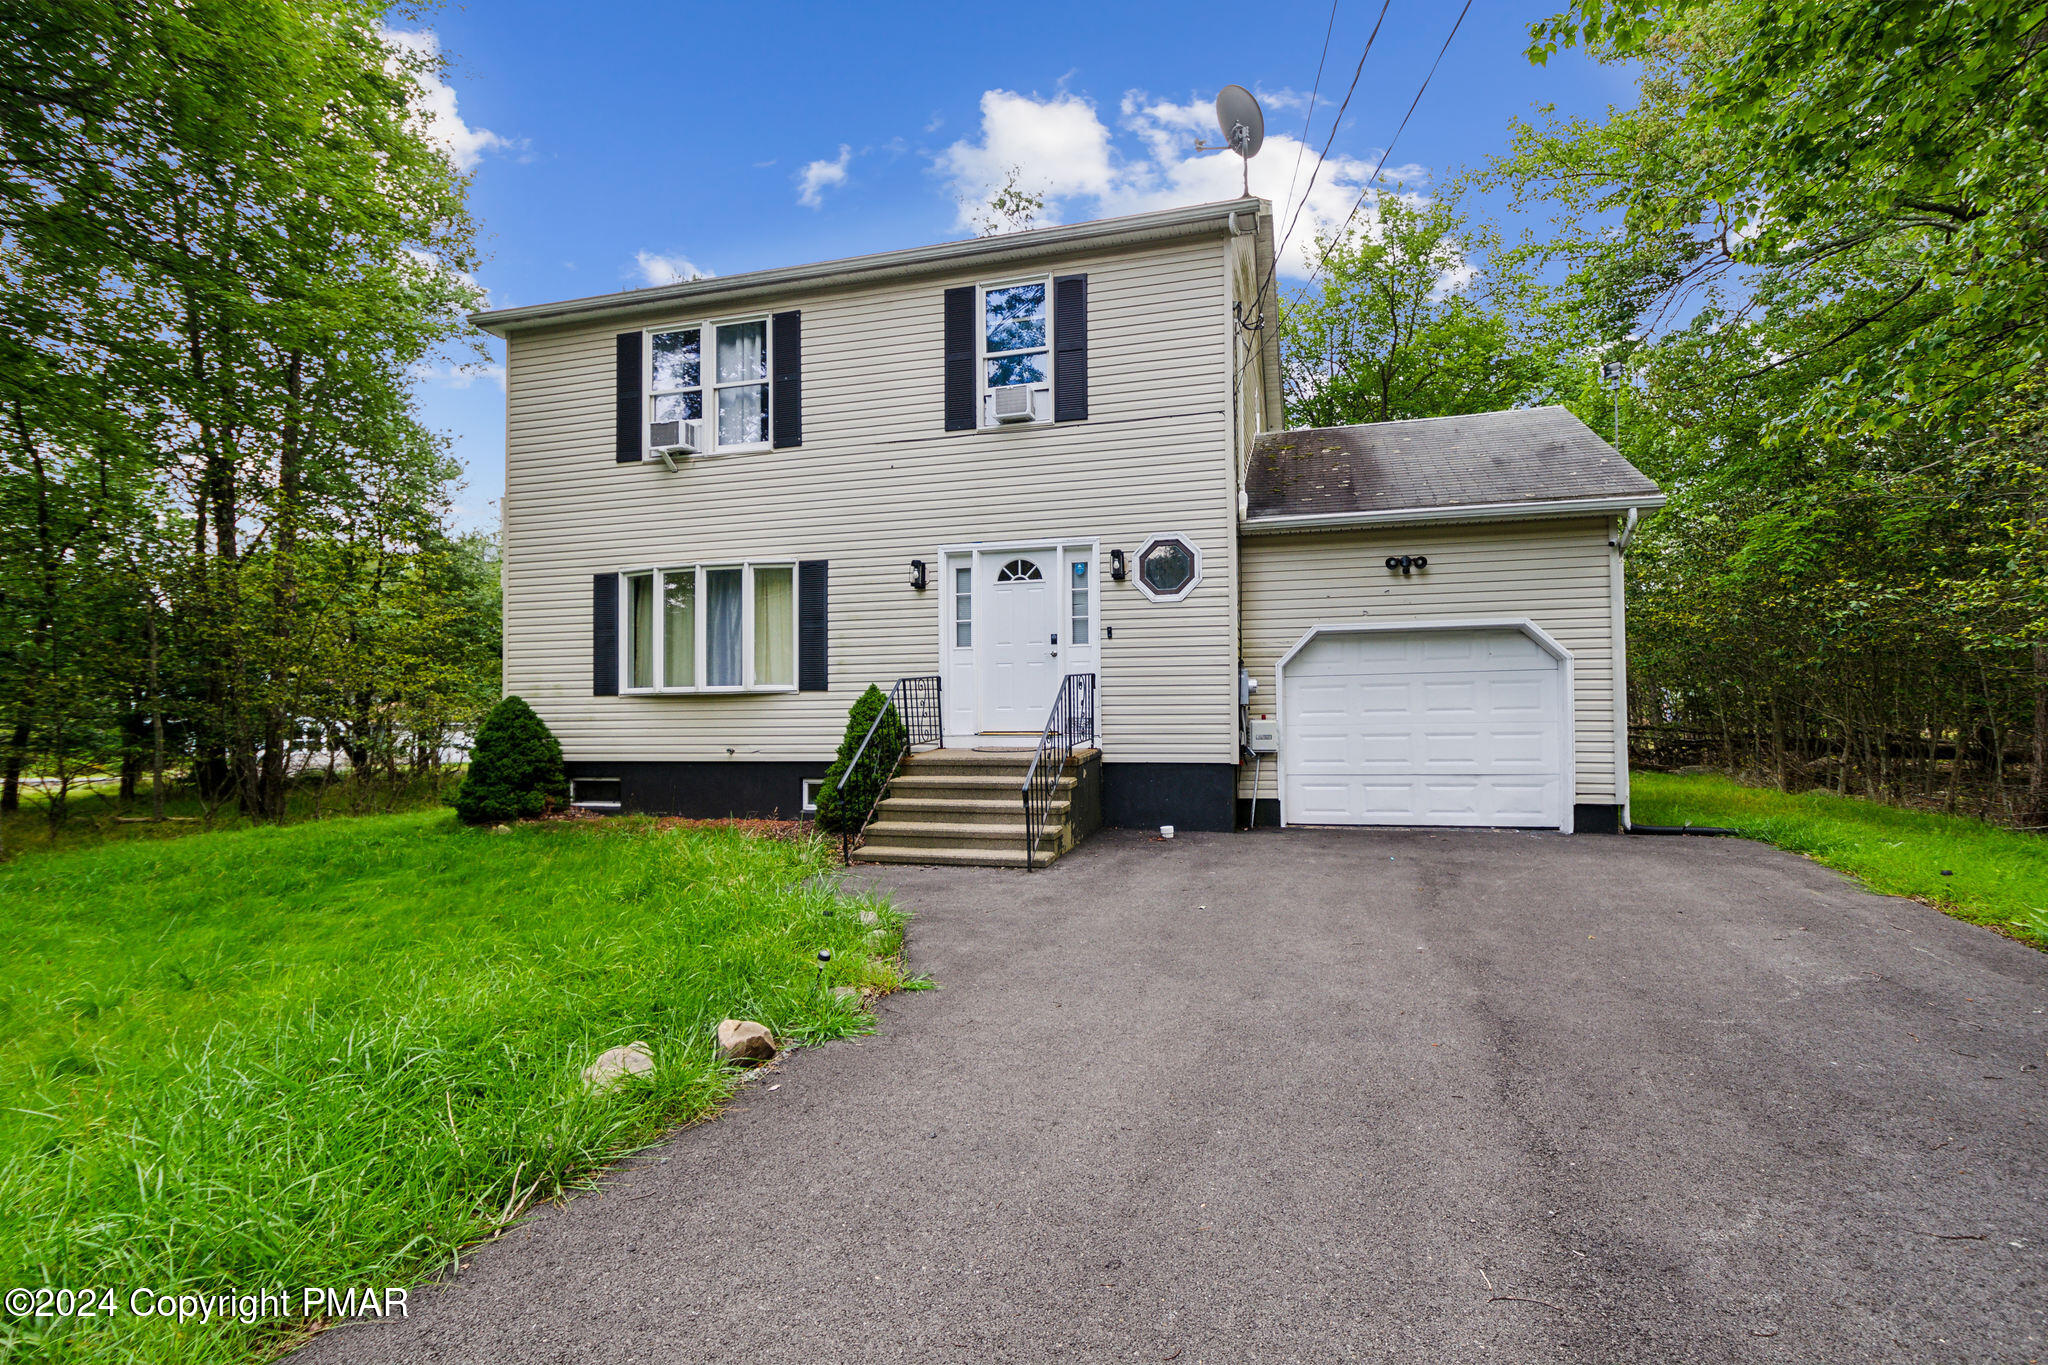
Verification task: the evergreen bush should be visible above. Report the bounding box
[454,695,570,825]
[815,684,906,835]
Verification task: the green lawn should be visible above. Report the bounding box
[1632,771,2048,949]
[1,771,459,863]
[0,812,905,1363]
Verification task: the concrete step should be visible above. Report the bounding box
[870,796,1068,828]
[897,746,1098,776]
[886,771,1077,797]
[859,819,1032,843]
[852,843,1037,868]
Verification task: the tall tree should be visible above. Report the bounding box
[1280,194,1552,427]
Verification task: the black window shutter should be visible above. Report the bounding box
[614,332,642,462]
[943,285,976,431]
[771,311,802,448]
[592,574,619,695]
[797,560,828,691]
[1053,274,1088,422]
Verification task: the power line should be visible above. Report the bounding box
[1278,0,1342,238]
[1286,0,1475,309]
[1262,0,1394,307]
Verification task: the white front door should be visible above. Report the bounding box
[1281,626,1567,827]
[978,549,1061,732]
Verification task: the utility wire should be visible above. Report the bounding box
[1261,0,1394,309]
[1286,0,1475,309]
[1278,0,1343,239]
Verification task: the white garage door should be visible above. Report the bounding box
[1282,627,1566,828]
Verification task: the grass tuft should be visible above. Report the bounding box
[0,810,906,1363]
[1631,771,2048,948]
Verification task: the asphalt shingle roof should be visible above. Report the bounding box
[1244,406,1661,522]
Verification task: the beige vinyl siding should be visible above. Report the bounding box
[503,235,1241,769]
[1237,518,1623,805]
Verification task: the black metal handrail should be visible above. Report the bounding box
[1020,672,1096,870]
[838,675,943,864]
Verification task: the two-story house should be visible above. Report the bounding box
[471,196,1664,866]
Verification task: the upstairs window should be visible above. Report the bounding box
[714,320,769,448]
[979,280,1051,426]
[646,318,771,454]
[649,328,702,434]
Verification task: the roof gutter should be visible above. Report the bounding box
[472,197,1262,336]
[1239,492,1669,535]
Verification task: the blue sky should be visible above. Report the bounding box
[399,0,1634,529]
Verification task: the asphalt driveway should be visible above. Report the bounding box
[298,828,2048,1364]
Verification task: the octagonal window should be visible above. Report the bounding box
[1136,536,1201,602]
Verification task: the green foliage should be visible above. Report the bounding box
[1481,0,2048,820]
[1518,0,2048,431]
[0,812,906,1362]
[1281,193,1556,426]
[815,685,907,835]
[454,696,568,825]
[0,0,494,833]
[1633,772,2048,949]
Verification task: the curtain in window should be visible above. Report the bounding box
[628,575,654,689]
[662,570,695,687]
[706,568,743,686]
[752,566,794,686]
[716,322,769,445]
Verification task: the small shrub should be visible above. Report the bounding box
[815,685,906,835]
[454,696,569,825]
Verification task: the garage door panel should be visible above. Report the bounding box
[1282,627,1565,828]
[1420,729,1482,767]
[1355,681,1413,718]
[1487,779,1558,819]
[1420,679,1477,715]
[1419,781,1482,816]
[1488,728,1550,769]
[1294,781,1358,822]
[1487,678,1547,714]
[1359,782,1419,814]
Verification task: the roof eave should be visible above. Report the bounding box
[1239,493,1669,535]
[471,197,1263,337]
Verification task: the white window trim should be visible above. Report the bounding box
[800,778,823,815]
[644,316,774,458]
[976,276,1054,428]
[618,561,798,695]
[1132,532,1204,603]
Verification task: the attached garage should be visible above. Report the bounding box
[1236,408,1666,833]
[1278,621,1570,830]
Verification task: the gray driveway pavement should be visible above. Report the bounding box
[298,828,2048,1364]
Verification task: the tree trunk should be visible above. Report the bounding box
[2024,643,2048,825]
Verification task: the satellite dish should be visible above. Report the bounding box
[1214,85,1264,196]
[1215,85,1265,158]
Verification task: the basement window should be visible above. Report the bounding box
[571,778,622,809]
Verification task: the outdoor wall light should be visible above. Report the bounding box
[1109,549,1128,581]
[909,559,928,591]
[1385,555,1428,577]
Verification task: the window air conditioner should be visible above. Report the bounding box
[989,385,1040,424]
[647,418,704,459]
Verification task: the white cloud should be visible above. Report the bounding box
[634,251,711,286]
[935,87,1431,277]
[935,90,1116,228]
[409,360,506,390]
[380,27,517,172]
[797,145,853,208]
